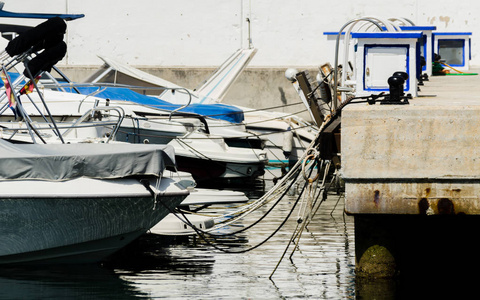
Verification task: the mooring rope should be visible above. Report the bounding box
[140,115,338,262]
[269,150,331,279]
[149,172,310,254]
[163,116,328,232]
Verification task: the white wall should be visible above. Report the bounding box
[1,0,478,68]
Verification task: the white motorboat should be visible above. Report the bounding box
[0,139,189,264]
[166,170,250,205]
[0,7,315,170]
[168,131,267,182]
[179,187,249,206]
[0,16,267,184]
[84,49,257,105]
[234,106,319,166]
[0,87,267,182]
[154,171,250,236]
[0,80,267,182]
[150,214,215,236]
[78,55,319,167]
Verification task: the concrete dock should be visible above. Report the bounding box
[343,72,480,215]
[341,71,480,277]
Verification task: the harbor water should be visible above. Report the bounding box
[2,166,470,299]
[0,168,405,299]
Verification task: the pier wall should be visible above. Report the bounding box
[342,103,480,215]
[1,1,479,118]
[2,0,477,67]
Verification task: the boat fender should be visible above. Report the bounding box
[282,127,293,158]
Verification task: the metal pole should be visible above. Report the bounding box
[1,64,40,143]
[24,67,65,143]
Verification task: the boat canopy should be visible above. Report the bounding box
[73,86,245,123]
[0,3,84,20]
[0,139,176,181]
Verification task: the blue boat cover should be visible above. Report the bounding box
[0,75,244,123]
[73,86,244,123]
[0,9,84,21]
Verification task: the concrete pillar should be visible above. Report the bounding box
[354,214,480,279]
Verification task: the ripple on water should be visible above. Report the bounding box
[106,187,356,298]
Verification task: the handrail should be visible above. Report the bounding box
[332,18,384,110]
[62,105,125,142]
[168,87,192,121]
[341,17,396,97]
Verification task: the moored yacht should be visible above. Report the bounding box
[76,55,318,167]
[0,139,189,264]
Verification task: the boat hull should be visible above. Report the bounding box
[0,179,188,265]
[245,125,315,167]
[174,154,265,183]
[116,125,184,145]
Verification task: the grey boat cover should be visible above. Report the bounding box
[0,139,176,181]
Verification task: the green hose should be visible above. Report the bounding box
[445,73,478,76]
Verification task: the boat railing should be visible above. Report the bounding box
[39,80,195,121]
[62,105,125,142]
[0,105,125,144]
[38,80,212,130]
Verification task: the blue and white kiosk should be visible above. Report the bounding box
[433,32,472,71]
[352,31,423,97]
[398,26,436,77]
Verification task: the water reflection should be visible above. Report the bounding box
[110,174,356,299]
[106,235,217,276]
[0,264,142,299]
